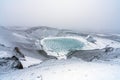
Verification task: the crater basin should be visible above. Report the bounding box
[41,37,84,59]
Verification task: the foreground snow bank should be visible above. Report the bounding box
[1,58,120,80]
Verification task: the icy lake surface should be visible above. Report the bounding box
[41,37,84,58]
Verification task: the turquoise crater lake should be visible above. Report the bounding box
[41,37,84,58]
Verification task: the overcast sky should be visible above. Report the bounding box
[0,0,120,33]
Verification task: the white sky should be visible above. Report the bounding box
[0,0,120,33]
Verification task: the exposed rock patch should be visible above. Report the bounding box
[0,56,23,70]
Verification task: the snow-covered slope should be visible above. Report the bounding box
[0,26,120,80]
[1,58,120,80]
[1,26,120,63]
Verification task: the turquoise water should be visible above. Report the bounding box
[42,38,84,54]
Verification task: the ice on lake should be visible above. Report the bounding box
[41,37,84,59]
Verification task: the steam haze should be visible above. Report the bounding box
[0,0,120,33]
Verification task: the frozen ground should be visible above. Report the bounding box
[0,26,120,80]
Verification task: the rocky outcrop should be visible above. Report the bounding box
[38,50,57,60]
[67,48,120,61]
[86,35,96,43]
[0,56,23,70]
[14,47,25,58]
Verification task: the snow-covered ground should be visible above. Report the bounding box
[1,58,120,80]
[0,26,120,80]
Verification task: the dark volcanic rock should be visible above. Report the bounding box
[104,47,114,53]
[86,35,96,43]
[0,56,23,70]
[11,56,23,69]
[38,50,57,60]
[67,49,105,61]
[67,48,120,62]
[14,47,25,58]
